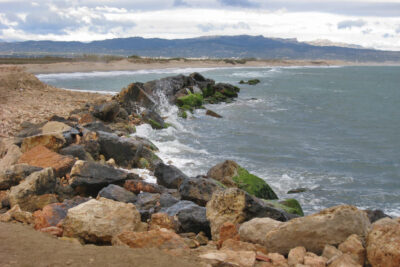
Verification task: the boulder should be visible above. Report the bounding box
[364,209,391,223]
[218,222,239,246]
[322,245,342,262]
[338,234,365,266]
[265,253,288,267]
[59,145,93,161]
[9,168,57,211]
[264,205,371,255]
[97,184,137,203]
[149,212,179,231]
[328,254,361,267]
[303,252,327,267]
[206,188,289,240]
[205,109,223,118]
[69,160,128,196]
[0,144,22,171]
[124,179,165,194]
[179,177,223,206]
[134,192,161,221]
[93,101,120,122]
[207,160,278,199]
[155,163,189,189]
[18,145,75,177]
[112,228,188,250]
[162,200,210,236]
[239,217,283,246]
[63,197,141,244]
[264,199,304,217]
[0,164,42,190]
[33,197,90,230]
[141,109,167,130]
[199,250,256,267]
[117,82,157,113]
[288,246,306,267]
[21,133,66,153]
[366,218,400,267]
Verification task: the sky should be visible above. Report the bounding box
[0,0,399,51]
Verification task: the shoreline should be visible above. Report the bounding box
[4,58,400,74]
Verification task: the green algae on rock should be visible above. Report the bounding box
[264,198,304,216]
[176,92,204,108]
[239,79,261,85]
[232,167,278,200]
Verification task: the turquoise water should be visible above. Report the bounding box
[38,66,400,215]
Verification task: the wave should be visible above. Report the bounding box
[60,88,117,95]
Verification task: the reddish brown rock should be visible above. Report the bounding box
[366,218,400,267]
[33,197,89,230]
[39,226,63,237]
[338,234,365,266]
[148,212,179,231]
[217,222,240,247]
[112,228,188,250]
[124,179,164,194]
[18,145,75,177]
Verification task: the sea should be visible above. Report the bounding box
[37,66,400,216]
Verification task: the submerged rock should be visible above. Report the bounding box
[239,79,260,85]
[206,188,289,240]
[63,197,141,244]
[205,109,223,118]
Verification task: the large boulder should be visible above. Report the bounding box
[33,196,90,230]
[18,145,75,177]
[162,200,210,236]
[264,205,371,254]
[63,197,141,244]
[0,164,42,190]
[206,188,289,240]
[117,82,157,113]
[179,177,223,206]
[69,160,128,196]
[239,217,283,246]
[21,133,67,153]
[98,184,137,204]
[59,145,93,161]
[207,160,278,199]
[154,163,189,189]
[366,218,400,267]
[141,109,167,130]
[8,168,57,211]
[112,228,188,250]
[92,101,120,122]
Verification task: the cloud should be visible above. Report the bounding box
[396,25,400,34]
[362,28,372,34]
[173,0,190,7]
[218,0,259,8]
[337,19,366,29]
[197,21,250,32]
[382,33,394,38]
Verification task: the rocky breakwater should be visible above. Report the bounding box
[0,72,397,267]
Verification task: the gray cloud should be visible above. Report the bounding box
[396,26,400,34]
[337,19,366,29]
[197,22,250,32]
[218,0,259,8]
[18,12,80,34]
[382,33,394,38]
[362,28,373,35]
[173,0,190,7]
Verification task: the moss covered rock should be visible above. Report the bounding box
[233,167,278,200]
[264,199,304,216]
[148,119,165,130]
[239,79,261,85]
[176,92,203,108]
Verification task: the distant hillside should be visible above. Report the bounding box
[1,35,400,62]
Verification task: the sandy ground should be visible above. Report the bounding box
[0,222,202,267]
[0,66,109,137]
[18,58,349,74]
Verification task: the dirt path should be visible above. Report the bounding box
[0,222,204,267]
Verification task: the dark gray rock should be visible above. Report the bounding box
[135,192,161,221]
[117,82,157,113]
[154,163,189,189]
[59,145,92,161]
[0,164,42,190]
[93,101,120,122]
[141,109,166,130]
[98,184,137,203]
[159,193,180,208]
[162,200,210,236]
[365,209,392,223]
[70,161,128,196]
[179,177,223,206]
[82,121,113,133]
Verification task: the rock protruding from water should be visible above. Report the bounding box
[207,160,278,200]
[154,162,189,189]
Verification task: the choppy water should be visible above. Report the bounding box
[38,66,400,216]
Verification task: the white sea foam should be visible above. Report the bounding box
[61,88,117,95]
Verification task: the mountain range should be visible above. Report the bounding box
[1,35,399,62]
